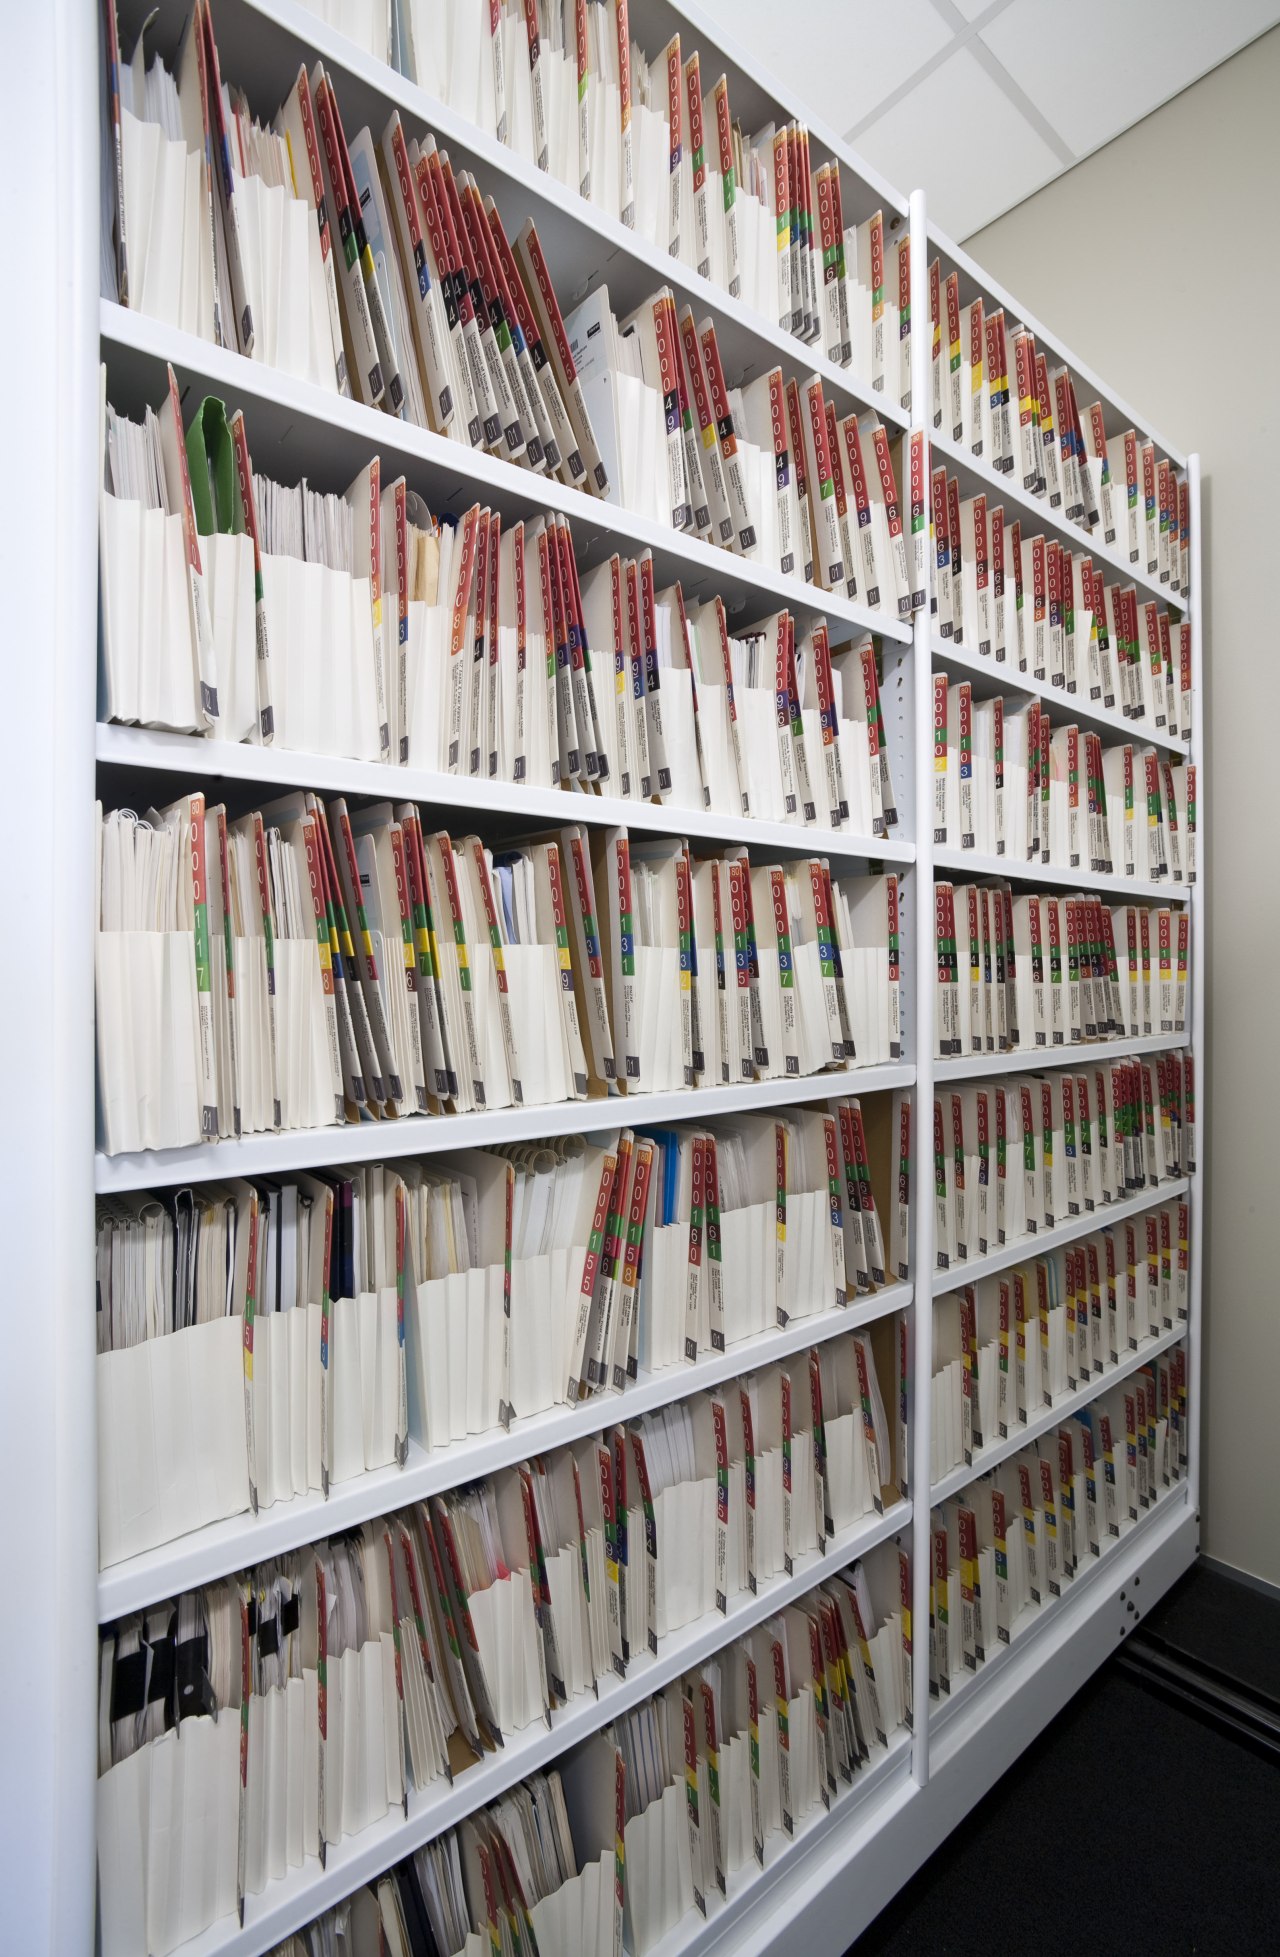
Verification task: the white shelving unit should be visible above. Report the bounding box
[13,0,1203,1948]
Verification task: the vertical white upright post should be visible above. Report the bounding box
[1187,452,1205,1511]
[0,0,99,1943]
[907,186,936,1785]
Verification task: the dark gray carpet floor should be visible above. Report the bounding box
[851,1563,1280,1955]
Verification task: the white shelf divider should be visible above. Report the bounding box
[1186,456,1207,1507]
[907,186,939,1788]
[15,5,100,1953]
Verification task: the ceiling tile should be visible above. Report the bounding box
[719,0,954,136]
[981,0,1280,155]
[854,45,1064,235]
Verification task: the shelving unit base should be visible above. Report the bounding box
[718,1490,1195,1955]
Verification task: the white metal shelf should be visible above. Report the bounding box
[933,1032,1186,1083]
[930,1479,1190,1734]
[166,1498,912,1957]
[98,1282,912,1621]
[95,723,916,868]
[931,633,1191,758]
[927,223,1188,472]
[929,1321,1186,1507]
[930,427,1186,615]
[932,1176,1191,1295]
[94,1061,916,1194]
[934,842,1190,904]
[102,301,910,649]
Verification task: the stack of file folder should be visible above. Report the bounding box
[98,1508,910,1956]
[931,1060,1192,1271]
[929,1348,1187,1690]
[100,370,912,838]
[96,1129,908,1564]
[104,0,915,396]
[931,470,1191,730]
[932,1202,1189,1479]
[95,1338,908,1949]
[100,3,929,613]
[95,791,907,1154]
[933,882,1191,1056]
[933,680,1196,878]
[930,268,1190,596]
[248,1521,910,1955]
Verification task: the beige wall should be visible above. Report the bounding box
[966,26,1280,1585]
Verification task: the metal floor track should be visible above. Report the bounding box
[1117,1623,1280,1760]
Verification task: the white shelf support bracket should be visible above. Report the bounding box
[907,184,936,1789]
[5,0,101,1945]
[1187,451,1205,1513]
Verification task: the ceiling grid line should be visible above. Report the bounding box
[716,0,1280,236]
[842,0,1012,140]
[962,34,1077,165]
